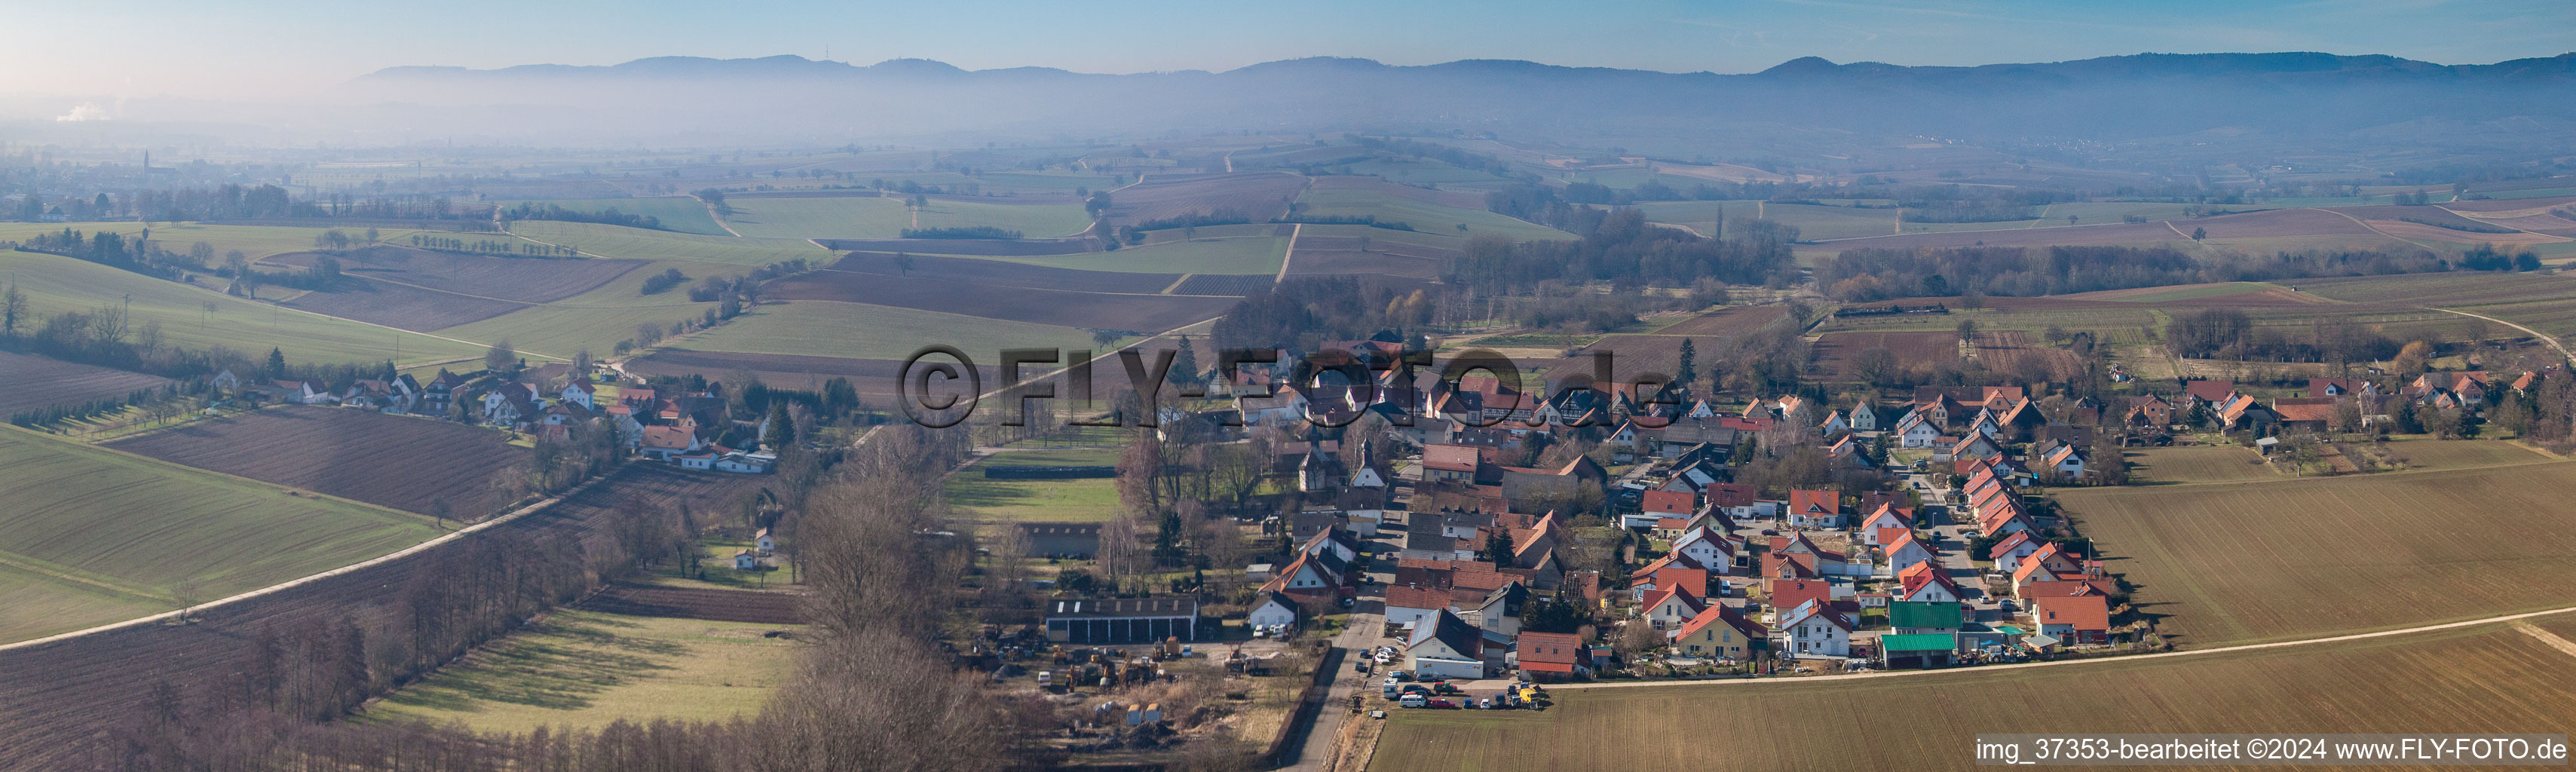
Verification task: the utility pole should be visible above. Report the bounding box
[121,293,130,334]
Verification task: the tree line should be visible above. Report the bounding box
[1818,244,2464,302]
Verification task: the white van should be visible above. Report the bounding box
[1397,693,1427,709]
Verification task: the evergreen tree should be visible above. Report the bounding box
[765,400,796,450]
[265,348,287,378]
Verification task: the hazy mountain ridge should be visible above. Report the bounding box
[317,51,2576,152]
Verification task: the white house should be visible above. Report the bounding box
[559,381,598,409]
[1895,413,1942,448]
[1818,410,1849,436]
[678,452,717,470]
[1987,532,2041,571]
[1637,585,1706,628]
[732,550,759,570]
[1856,504,1910,546]
[1882,531,1938,571]
[1248,591,1300,630]
[1383,585,1452,629]
[755,528,776,553]
[715,451,774,473]
[1668,527,1735,575]
[1847,403,1880,432]
[1775,599,1852,658]
[1404,608,1487,680]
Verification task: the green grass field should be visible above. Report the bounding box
[501,221,832,267]
[503,198,731,235]
[1762,202,1904,240]
[0,427,440,643]
[1292,189,1574,241]
[0,222,363,261]
[669,300,1105,362]
[366,609,802,732]
[957,235,1291,274]
[0,250,486,367]
[1370,620,2576,771]
[2056,454,2576,648]
[721,196,1094,240]
[945,447,1126,525]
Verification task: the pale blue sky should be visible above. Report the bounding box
[7,0,2569,97]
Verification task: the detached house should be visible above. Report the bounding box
[1775,599,1854,658]
[1786,489,1843,528]
[1404,608,1488,680]
[2030,594,2112,645]
[1671,603,1765,660]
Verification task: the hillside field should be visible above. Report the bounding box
[668,300,1109,363]
[365,608,802,733]
[0,250,487,369]
[2055,454,2576,648]
[501,220,832,267]
[502,198,731,235]
[721,195,1093,240]
[1291,188,1574,242]
[0,352,170,417]
[0,427,440,643]
[1370,619,2576,772]
[107,406,533,519]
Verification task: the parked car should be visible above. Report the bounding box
[1424,698,1455,709]
[1389,669,1414,682]
[1398,694,1427,709]
[1432,682,1462,695]
[1353,659,1371,673]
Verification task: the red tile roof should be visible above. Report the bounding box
[1769,580,1832,617]
[2032,594,2111,632]
[1423,444,1481,473]
[1788,489,1840,517]
[1385,585,1453,611]
[1641,489,1695,515]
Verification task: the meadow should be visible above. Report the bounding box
[1370,620,2576,771]
[943,447,1126,526]
[364,609,803,733]
[0,427,440,643]
[1291,188,1574,241]
[0,222,366,261]
[502,198,731,235]
[721,195,1094,240]
[0,250,487,367]
[2054,455,2576,648]
[501,220,832,267]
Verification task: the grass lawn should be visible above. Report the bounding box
[667,299,1105,362]
[1370,620,2576,771]
[2054,455,2576,648]
[1291,189,1573,241]
[0,250,487,368]
[0,427,440,643]
[945,447,1126,525]
[722,196,1094,240]
[366,609,803,733]
[501,198,731,235]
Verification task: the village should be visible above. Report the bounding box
[930,327,2563,764]
[205,360,788,475]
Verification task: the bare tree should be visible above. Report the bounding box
[170,579,204,625]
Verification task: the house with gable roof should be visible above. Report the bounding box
[1404,608,1490,679]
[1670,603,1765,660]
[1855,503,1911,546]
[1775,599,1854,658]
[1786,489,1843,528]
